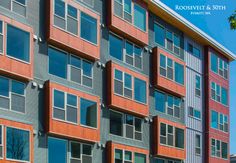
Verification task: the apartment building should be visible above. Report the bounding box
[0,0,234,163]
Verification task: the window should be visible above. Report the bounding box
[115,149,123,163]
[49,137,93,163]
[211,110,228,132]
[159,54,184,85]
[211,138,228,159]
[109,34,143,69]
[75,0,94,8]
[80,98,97,128]
[188,43,200,58]
[110,110,143,141]
[134,4,146,31]
[0,76,26,113]
[0,21,3,54]
[0,0,27,17]
[114,149,134,163]
[210,53,229,79]
[80,12,97,44]
[211,82,228,105]
[134,153,146,163]
[188,107,201,120]
[7,24,30,62]
[160,123,184,149]
[53,90,78,124]
[49,47,93,88]
[6,127,30,162]
[155,91,182,118]
[195,75,201,96]
[195,134,201,155]
[134,78,146,104]
[125,151,132,163]
[154,23,165,47]
[0,125,2,158]
[173,34,180,55]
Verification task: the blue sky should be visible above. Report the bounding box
[160,0,236,154]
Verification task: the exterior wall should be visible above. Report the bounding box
[184,36,205,163]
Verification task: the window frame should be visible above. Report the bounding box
[211,81,228,106]
[0,76,26,114]
[0,124,3,159]
[210,110,228,133]
[114,148,134,163]
[114,0,133,24]
[6,126,31,163]
[195,134,201,156]
[211,138,228,160]
[0,0,27,17]
[188,106,201,120]
[124,114,143,141]
[52,89,78,125]
[195,75,201,97]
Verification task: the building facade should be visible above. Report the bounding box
[0,0,234,163]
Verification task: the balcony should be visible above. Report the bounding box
[106,141,149,163]
[0,15,34,81]
[46,0,100,61]
[153,116,186,160]
[107,0,148,45]
[152,47,186,97]
[106,61,149,117]
[45,81,100,143]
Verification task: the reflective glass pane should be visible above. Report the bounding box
[82,60,92,77]
[134,153,146,163]
[211,110,218,129]
[55,0,65,18]
[67,94,77,106]
[82,144,92,155]
[48,137,67,163]
[174,35,180,47]
[109,34,123,60]
[124,0,131,13]
[80,98,97,128]
[71,142,80,159]
[115,69,123,80]
[175,128,184,149]
[0,77,9,97]
[134,4,146,31]
[71,56,81,68]
[68,5,77,19]
[174,62,184,85]
[221,87,228,105]
[54,90,65,108]
[211,53,218,73]
[134,78,146,103]
[155,91,165,113]
[110,111,123,136]
[154,24,165,46]
[124,73,132,88]
[126,42,133,56]
[12,80,25,95]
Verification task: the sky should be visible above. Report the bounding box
[160,0,236,154]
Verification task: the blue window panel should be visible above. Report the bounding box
[109,34,123,60]
[67,94,77,106]
[211,53,218,73]
[55,0,65,18]
[167,58,173,67]
[6,127,30,162]
[48,137,67,163]
[0,21,2,33]
[174,98,181,106]
[124,73,132,88]
[194,110,201,119]
[12,80,25,95]
[166,30,172,40]
[154,91,165,113]
[70,55,81,68]
[155,159,165,163]
[134,4,146,31]
[115,69,123,80]
[154,23,165,46]
[174,35,180,47]
[193,47,200,58]
[82,60,92,77]
[135,153,146,163]
[134,46,142,56]
[160,54,166,68]
[221,87,228,105]
[54,90,65,108]
[211,110,218,129]
[15,0,26,5]
[124,0,131,13]
[0,77,9,97]
[7,25,30,62]
[126,41,133,56]
[167,95,173,107]
[48,47,67,79]
[134,78,146,103]
[80,98,97,128]
[174,63,184,85]
[67,5,77,19]
[196,75,201,89]
[80,12,97,44]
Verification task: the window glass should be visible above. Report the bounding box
[194,110,201,119]
[115,69,123,80]
[12,80,25,95]
[109,34,123,60]
[0,77,9,97]
[0,21,2,33]
[71,142,80,159]
[187,43,193,53]
[134,153,146,163]
[125,151,132,161]
[196,75,201,89]
[82,144,92,155]
[156,159,165,163]
[175,128,184,149]
[174,63,184,85]
[135,118,142,132]
[126,41,133,56]
[48,137,67,163]
[211,53,218,73]
[124,0,131,14]
[48,47,67,79]
[67,94,77,106]
[82,60,92,77]
[155,91,165,113]
[15,0,26,5]
[166,30,172,40]
[110,111,123,136]
[193,47,200,58]
[6,127,30,161]
[160,54,166,68]
[7,25,30,62]
[80,12,97,44]
[80,98,97,128]
[54,90,65,108]
[154,24,165,46]
[54,0,65,18]
[126,115,133,125]
[174,35,180,47]
[211,110,218,129]
[70,56,81,68]
[134,78,146,103]
[221,87,228,105]
[134,4,146,31]
[115,149,123,162]
[221,142,228,159]
[67,5,77,19]
[124,73,132,89]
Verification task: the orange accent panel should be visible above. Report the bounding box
[45,81,100,143]
[106,141,149,163]
[107,0,148,45]
[106,61,149,117]
[0,15,34,81]
[153,116,186,160]
[152,47,186,97]
[0,118,34,163]
[46,0,100,61]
